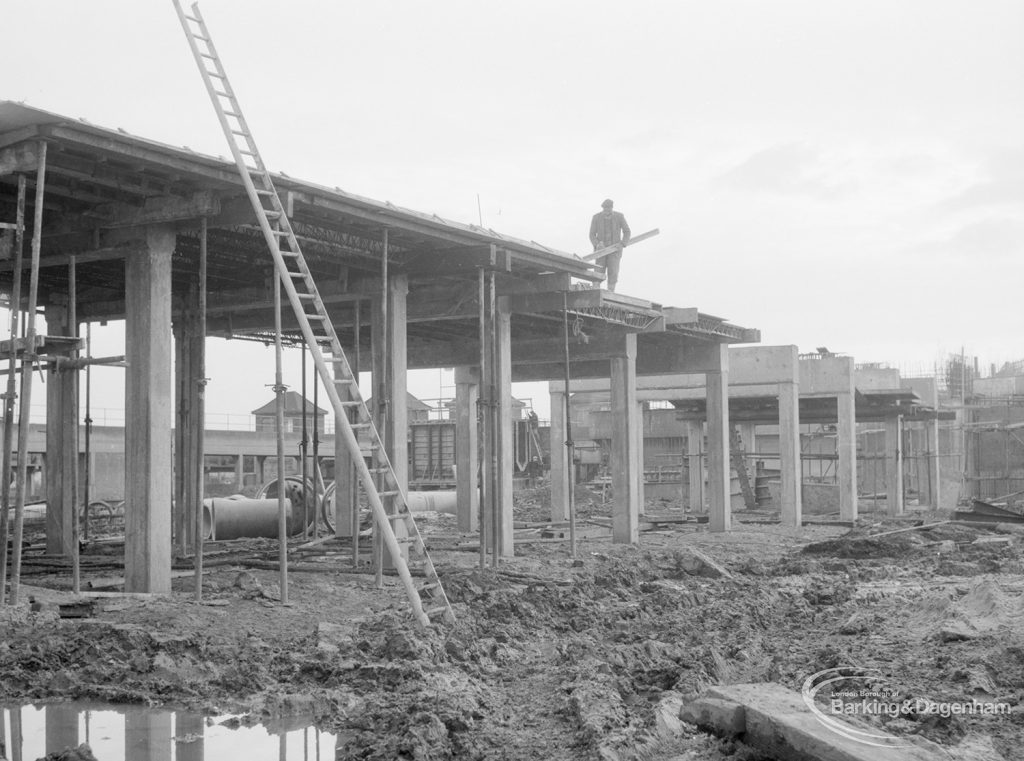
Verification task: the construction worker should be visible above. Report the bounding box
[589,198,631,292]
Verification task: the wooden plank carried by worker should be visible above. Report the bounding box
[583,228,660,262]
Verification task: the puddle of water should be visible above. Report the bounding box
[0,703,337,761]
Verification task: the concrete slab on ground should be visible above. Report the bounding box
[680,682,944,761]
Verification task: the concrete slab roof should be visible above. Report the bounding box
[1,101,759,377]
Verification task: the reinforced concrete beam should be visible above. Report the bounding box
[0,143,39,176]
[550,344,799,393]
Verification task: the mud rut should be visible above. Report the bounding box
[2,498,1023,761]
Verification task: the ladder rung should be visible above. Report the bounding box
[379,491,400,498]
[207,71,226,79]
[184,14,201,22]
[192,34,210,42]
[339,400,362,407]
[350,423,371,430]
[231,129,249,136]
[224,110,241,117]
[419,582,441,593]
[425,606,451,619]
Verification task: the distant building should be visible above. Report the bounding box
[252,391,329,434]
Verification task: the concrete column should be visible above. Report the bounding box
[609,333,640,543]
[908,378,942,509]
[686,420,704,512]
[494,304,514,556]
[372,275,409,564]
[885,415,904,515]
[124,226,174,593]
[334,415,355,538]
[44,306,76,556]
[778,380,802,526]
[385,276,408,490]
[836,361,858,521]
[172,320,188,553]
[705,344,731,532]
[454,366,479,532]
[549,389,569,522]
[925,418,941,509]
[172,293,202,555]
[333,316,361,539]
[633,400,645,515]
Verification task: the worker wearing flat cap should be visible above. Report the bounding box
[589,199,631,292]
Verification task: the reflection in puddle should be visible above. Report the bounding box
[0,703,337,761]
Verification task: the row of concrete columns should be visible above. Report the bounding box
[546,350,863,531]
[41,230,423,590]
[38,226,939,591]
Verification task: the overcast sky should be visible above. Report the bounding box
[3,1,1022,421]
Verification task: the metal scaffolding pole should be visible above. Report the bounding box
[69,257,80,594]
[0,174,26,604]
[274,271,289,605]
[350,299,360,564]
[373,228,389,589]
[562,292,576,559]
[10,141,47,605]
[300,336,309,540]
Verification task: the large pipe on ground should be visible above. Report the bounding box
[406,490,457,514]
[202,497,296,541]
[320,488,457,534]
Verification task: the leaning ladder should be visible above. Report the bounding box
[172,1,454,627]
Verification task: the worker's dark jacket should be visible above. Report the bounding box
[589,210,631,250]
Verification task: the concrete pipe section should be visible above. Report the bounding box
[407,490,456,514]
[321,486,457,534]
[202,496,295,541]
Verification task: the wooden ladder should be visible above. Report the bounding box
[172,1,454,627]
[729,427,757,510]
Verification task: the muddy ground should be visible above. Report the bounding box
[2,486,1023,760]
